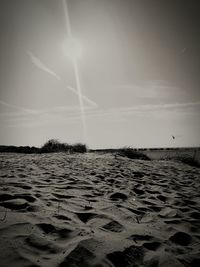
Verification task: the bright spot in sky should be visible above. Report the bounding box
[62,37,83,61]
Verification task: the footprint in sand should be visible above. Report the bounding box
[76,212,97,223]
[110,192,128,201]
[169,232,192,246]
[107,245,144,267]
[143,241,161,251]
[102,220,124,232]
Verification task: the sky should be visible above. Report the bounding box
[0,0,200,149]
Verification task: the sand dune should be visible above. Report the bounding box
[0,152,200,267]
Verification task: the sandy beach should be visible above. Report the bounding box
[0,152,200,267]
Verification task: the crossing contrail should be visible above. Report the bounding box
[27,51,97,108]
[62,0,87,142]
[67,86,97,107]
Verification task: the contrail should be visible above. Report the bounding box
[62,0,87,142]
[27,51,61,80]
[73,59,87,141]
[67,86,98,107]
[27,51,97,108]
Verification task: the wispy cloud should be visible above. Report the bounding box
[2,95,199,128]
[72,100,200,121]
[0,99,95,127]
[0,99,90,118]
[117,101,200,113]
[115,80,183,99]
[0,100,36,114]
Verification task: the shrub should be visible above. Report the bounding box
[118,147,150,160]
[40,139,69,153]
[40,139,87,153]
[71,143,87,153]
[0,140,87,154]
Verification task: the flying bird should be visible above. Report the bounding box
[172,134,183,140]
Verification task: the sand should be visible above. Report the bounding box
[0,152,200,267]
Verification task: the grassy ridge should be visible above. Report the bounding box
[116,147,150,160]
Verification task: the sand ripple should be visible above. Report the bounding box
[0,152,200,267]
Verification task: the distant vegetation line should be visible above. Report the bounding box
[0,139,87,154]
[0,140,199,167]
[0,139,200,168]
[0,139,199,155]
